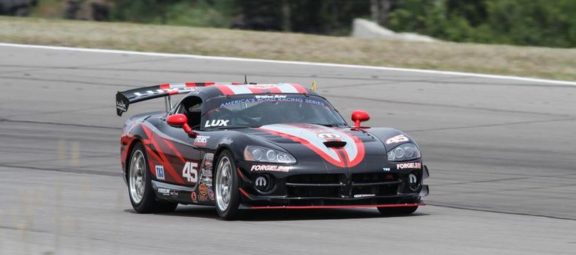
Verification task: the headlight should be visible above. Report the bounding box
[387,143,421,161]
[244,146,296,164]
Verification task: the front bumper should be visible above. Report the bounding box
[237,164,430,209]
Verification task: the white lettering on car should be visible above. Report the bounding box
[182,162,198,183]
[193,135,210,146]
[205,120,229,128]
[396,162,422,170]
[386,134,409,145]
[250,165,291,172]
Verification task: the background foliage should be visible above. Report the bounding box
[30,0,576,48]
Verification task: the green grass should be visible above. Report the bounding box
[1,17,575,81]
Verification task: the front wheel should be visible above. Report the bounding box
[128,143,177,213]
[378,206,418,216]
[214,150,241,220]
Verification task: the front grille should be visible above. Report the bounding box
[284,173,400,198]
[285,174,344,198]
[352,172,397,183]
[351,173,400,196]
[286,174,344,184]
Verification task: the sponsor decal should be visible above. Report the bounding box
[354,194,376,198]
[155,165,165,180]
[255,176,268,188]
[250,165,291,172]
[191,191,198,203]
[255,94,287,99]
[182,162,198,183]
[386,135,409,145]
[317,133,341,141]
[208,189,215,201]
[116,100,127,112]
[193,135,210,147]
[158,188,179,197]
[205,119,229,128]
[382,167,391,172]
[198,183,209,202]
[201,168,213,178]
[396,162,422,170]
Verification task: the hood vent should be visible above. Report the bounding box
[323,140,347,148]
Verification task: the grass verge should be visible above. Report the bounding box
[1,17,575,81]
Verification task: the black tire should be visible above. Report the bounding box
[127,143,178,213]
[378,206,418,216]
[214,150,241,220]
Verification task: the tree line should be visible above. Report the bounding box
[68,0,576,48]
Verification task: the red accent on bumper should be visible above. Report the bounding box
[247,203,422,210]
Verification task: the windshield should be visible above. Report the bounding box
[201,94,347,129]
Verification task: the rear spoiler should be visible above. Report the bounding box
[115,82,214,116]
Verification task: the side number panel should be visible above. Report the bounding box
[182,162,198,183]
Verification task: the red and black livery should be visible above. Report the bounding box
[117,82,429,219]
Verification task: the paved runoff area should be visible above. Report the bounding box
[0,45,575,255]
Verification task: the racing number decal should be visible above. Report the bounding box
[182,162,198,183]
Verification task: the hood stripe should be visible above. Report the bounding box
[259,124,365,168]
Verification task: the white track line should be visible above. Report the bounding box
[1,42,575,86]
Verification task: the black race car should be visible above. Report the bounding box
[116,82,429,219]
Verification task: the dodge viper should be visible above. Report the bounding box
[116,82,429,219]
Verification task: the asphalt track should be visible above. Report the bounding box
[0,44,575,255]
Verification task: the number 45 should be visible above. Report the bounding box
[182,162,198,183]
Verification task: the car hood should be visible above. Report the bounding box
[239,123,386,169]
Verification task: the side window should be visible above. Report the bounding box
[178,96,203,129]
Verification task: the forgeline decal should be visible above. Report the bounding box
[204,119,229,128]
[386,134,409,145]
[259,124,365,168]
[193,135,210,147]
[155,165,165,180]
[396,162,422,170]
[250,164,291,172]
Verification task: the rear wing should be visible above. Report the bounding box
[115,82,213,116]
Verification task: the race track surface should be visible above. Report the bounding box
[1,45,575,255]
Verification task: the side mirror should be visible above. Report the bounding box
[167,114,197,138]
[351,110,370,129]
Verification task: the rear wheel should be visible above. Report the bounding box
[128,143,177,213]
[378,206,418,216]
[214,150,241,220]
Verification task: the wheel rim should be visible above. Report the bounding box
[215,156,233,211]
[129,150,146,204]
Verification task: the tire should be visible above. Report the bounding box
[378,206,418,216]
[128,143,177,213]
[214,150,241,220]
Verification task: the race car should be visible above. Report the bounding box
[116,82,429,219]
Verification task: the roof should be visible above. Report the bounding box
[162,82,315,98]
